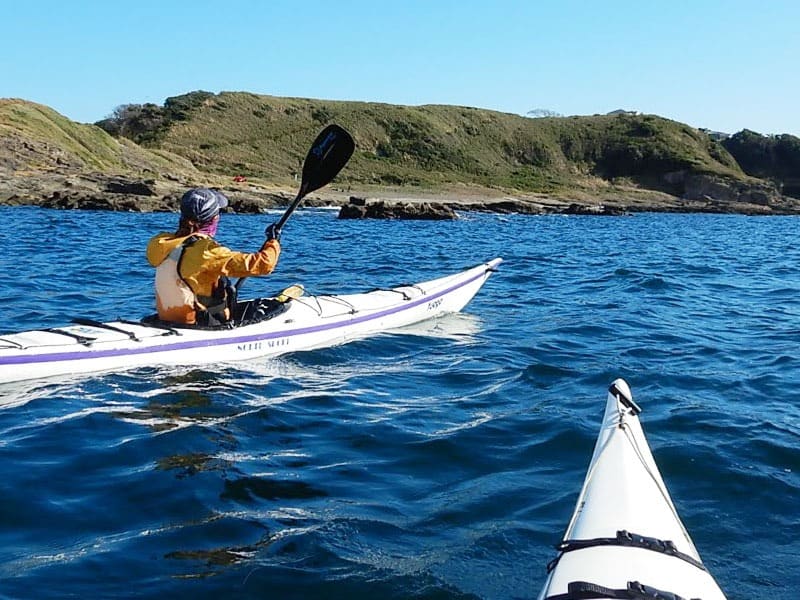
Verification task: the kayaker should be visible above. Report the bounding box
[146,188,281,326]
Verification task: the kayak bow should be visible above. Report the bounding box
[538,378,727,600]
[0,258,501,384]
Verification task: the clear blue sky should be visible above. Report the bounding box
[2,0,798,135]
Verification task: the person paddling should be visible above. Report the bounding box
[146,188,281,327]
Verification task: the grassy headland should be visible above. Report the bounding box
[2,92,799,214]
[0,98,196,176]
[103,91,747,196]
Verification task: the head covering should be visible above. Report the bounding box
[180,188,229,224]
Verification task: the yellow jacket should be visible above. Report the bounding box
[146,233,281,323]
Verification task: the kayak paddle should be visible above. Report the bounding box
[275,123,355,230]
[236,124,355,291]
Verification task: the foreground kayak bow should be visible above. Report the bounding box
[538,379,727,600]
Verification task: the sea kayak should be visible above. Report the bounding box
[538,378,727,600]
[0,258,501,385]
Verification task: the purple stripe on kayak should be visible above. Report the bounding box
[1,263,495,367]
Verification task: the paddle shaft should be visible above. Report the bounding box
[234,124,355,292]
[232,197,298,292]
[274,182,310,231]
[233,185,307,292]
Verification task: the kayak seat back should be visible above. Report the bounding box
[140,297,289,331]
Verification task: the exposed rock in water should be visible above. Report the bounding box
[4,170,800,217]
[347,196,367,207]
[0,171,294,214]
[339,197,458,220]
[469,199,543,214]
[560,203,630,216]
[105,178,157,196]
[41,190,174,212]
[460,199,627,216]
[227,193,288,214]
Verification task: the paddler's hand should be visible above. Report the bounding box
[265,223,281,242]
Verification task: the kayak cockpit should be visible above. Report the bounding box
[141,297,292,331]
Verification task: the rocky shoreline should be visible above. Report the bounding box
[2,171,800,218]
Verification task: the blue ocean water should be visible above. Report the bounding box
[0,205,798,599]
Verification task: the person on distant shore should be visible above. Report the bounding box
[146,188,281,326]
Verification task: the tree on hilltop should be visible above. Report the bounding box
[526,108,563,118]
[95,91,215,144]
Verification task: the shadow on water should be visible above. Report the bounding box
[109,368,257,430]
[98,366,345,582]
[220,477,327,503]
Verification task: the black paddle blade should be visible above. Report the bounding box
[236,124,354,293]
[300,124,355,196]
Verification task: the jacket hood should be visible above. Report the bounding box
[146,233,207,267]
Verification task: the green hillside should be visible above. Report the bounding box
[0,98,197,176]
[722,129,800,198]
[5,92,793,211]
[98,91,749,197]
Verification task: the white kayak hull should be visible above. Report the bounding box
[0,259,501,384]
[538,378,727,600]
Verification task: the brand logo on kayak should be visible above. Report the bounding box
[237,338,289,352]
[427,298,443,311]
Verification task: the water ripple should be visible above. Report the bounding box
[0,209,799,598]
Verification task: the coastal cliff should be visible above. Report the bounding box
[2,94,799,216]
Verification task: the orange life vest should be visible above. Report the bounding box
[154,240,199,324]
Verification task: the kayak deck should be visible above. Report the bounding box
[0,258,502,384]
[538,379,727,600]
